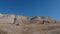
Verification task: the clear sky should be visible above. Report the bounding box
[0,0,60,20]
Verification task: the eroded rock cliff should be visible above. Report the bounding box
[0,13,60,34]
[0,13,58,25]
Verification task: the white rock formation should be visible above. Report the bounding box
[30,16,43,24]
[31,16,56,24]
[0,13,58,25]
[0,14,15,23]
[14,15,30,25]
[0,13,30,25]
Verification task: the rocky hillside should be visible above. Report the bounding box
[0,13,58,25]
[0,13,60,34]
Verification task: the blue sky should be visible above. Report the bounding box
[0,0,60,20]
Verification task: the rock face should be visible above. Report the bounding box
[0,13,60,34]
[0,14,15,23]
[30,16,56,24]
[0,13,59,25]
[14,15,30,25]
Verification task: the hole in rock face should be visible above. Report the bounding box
[16,23,19,26]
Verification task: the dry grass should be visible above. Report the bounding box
[0,23,60,34]
[0,30,7,34]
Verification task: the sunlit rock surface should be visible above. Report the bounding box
[0,13,57,25]
[0,14,15,23]
[0,13,60,34]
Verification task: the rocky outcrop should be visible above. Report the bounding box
[30,16,43,24]
[13,15,30,26]
[0,13,59,26]
[0,13,60,34]
[30,16,56,24]
[0,14,15,23]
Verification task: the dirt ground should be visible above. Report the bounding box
[0,23,60,34]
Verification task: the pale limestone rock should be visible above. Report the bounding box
[0,13,58,25]
[14,15,30,25]
[0,14,15,23]
[30,16,56,24]
[31,16,43,24]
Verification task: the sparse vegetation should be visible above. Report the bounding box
[0,30,7,34]
[0,14,60,34]
[0,23,60,34]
